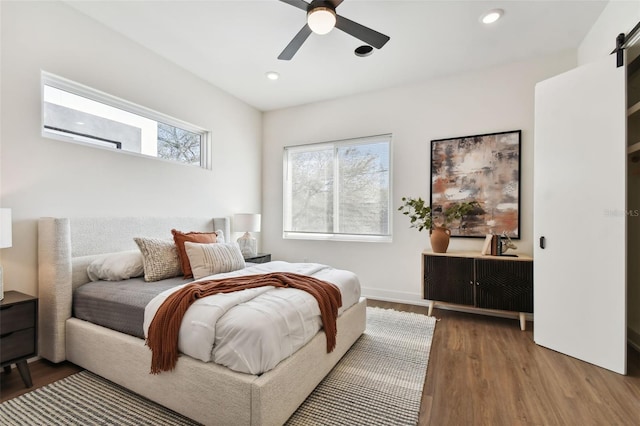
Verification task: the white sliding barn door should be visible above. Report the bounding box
[534,55,627,374]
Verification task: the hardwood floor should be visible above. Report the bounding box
[368,300,640,426]
[2,302,640,425]
[1,360,82,402]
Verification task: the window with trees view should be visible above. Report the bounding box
[283,135,392,242]
[41,72,210,169]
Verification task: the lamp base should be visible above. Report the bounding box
[237,232,257,258]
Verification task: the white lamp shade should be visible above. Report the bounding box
[234,213,261,233]
[0,208,12,249]
[307,7,336,35]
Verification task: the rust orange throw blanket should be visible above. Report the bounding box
[146,272,342,374]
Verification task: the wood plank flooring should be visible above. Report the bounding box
[367,300,640,426]
[2,301,640,425]
[1,360,82,402]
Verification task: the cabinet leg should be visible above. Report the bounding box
[519,312,526,331]
[428,300,434,317]
[3,365,12,374]
[16,360,33,388]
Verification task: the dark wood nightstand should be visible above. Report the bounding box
[1,291,38,388]
[244,253,271,264]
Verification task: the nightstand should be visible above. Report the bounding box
[244,253,271,264]
[1,291,38,388]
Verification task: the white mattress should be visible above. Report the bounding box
[144,261,361,374]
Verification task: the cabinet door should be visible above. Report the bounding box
[423,255,474,306]
[475,259,533,313]
[534,55,626,374]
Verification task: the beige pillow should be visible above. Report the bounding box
[134,237,182,282]
[184,241,246,280]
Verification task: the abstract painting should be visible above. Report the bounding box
[430,130,521,238]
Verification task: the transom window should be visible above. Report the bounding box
[283,134,392,242]
[41,72,210,169]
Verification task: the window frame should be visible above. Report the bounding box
[41,71,211,169]
[283,134,393,243]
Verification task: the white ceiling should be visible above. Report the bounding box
[65,0,608,111]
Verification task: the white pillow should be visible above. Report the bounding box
[215,229,225,243]
[87,250,145,282]
[184,241,246,280]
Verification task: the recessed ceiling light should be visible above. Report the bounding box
[265,71,279,81]
[354,45,373,57]
[481,9,503,24]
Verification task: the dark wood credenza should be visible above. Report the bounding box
[422,251,533,330]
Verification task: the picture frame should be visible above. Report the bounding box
[430,130,521,238]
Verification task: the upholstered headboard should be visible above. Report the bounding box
[38,216,230,363]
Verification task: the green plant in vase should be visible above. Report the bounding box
[397,197,433,232]
[399,197,480,253]
[443,200,481,233]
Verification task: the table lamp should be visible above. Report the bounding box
[234,213,261,258]
[0,208,12,301]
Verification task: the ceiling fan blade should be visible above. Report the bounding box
[335,14,390,49]
[329,0,344,7]
[279,0,310,12]
[278,25,313,60]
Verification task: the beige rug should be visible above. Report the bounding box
[0,307,436,425]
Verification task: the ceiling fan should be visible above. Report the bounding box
[278,0,390,60]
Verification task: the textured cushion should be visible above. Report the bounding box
[134,237,182,282]
[87,250,144,282]
[171,229,218,279]
[184,242,246,280]
[214,229,225,243]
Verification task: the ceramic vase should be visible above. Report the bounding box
[430,226,451,253]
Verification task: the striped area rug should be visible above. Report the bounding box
[287,307,436,425]
[0,307,436,426]
[0,370,196,426]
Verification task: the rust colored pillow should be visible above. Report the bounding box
[171,229,218,278]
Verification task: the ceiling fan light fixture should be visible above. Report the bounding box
[307,7,336,35]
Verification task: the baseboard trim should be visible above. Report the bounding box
[361,287,431,307]
[361,287,533,322]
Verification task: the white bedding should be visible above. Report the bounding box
[143,261,361,375]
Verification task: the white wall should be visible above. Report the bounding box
[0,1,263,296]
[263,52,576,305]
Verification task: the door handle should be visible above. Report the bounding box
[539,236,546,249]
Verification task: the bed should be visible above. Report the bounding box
[37,216,367,425]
